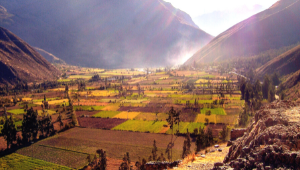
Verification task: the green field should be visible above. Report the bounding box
[92,111,121,118]
[0,153,71,170]
[112,120,167,133]
[7,109,25,115]
[166,122,205,134]
[200,108,226,115]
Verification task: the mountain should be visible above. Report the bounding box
[185,0,300,65]
[0,27,60,85]
[34,47,66,64]
[0,0,213,68]
[256,44,300,77]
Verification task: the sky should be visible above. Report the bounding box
[164,0,279,36]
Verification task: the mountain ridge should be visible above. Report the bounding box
[0,0,213,68]
[0,27,60,85]
[185,0,300,65]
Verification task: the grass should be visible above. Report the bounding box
[22,98,32,101]
[121,99,149,103]
[34,99,69,105]
[112,120,167,133]
[57,79,72,82]
[200,108,226,115]
[113,111,140,119]
[0,153,71,170]
[92,111,121,118]
[166,122,205,134]
[195,114,217,124]
[7,109,25,115]
[102,104,120,111]
[16,145,87,169]
[134,112,169,121]
[68,75,93,79]
[74,105,105,111]
[37,110,56,116]
[195,79,209,83]
[33,97,60,103]
[90,90,118,97]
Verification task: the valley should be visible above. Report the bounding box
[0,65,244,169]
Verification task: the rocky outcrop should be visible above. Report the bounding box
[215,100,300,170]
[230,128,246,141]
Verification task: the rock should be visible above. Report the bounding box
[222,100,300,169]
[227,140,233,147]
[214,162,224,167]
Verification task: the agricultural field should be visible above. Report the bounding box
[0,66,244,169]
[0,153,71,170]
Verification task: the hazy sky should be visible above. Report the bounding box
[164,0,279,36]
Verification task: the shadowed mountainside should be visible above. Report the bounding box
[185,0,300,65]
[0,27,60,85]
[0,0,213,68]
[256,44,300,77]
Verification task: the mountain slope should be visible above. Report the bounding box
[0,0,213,68]
[185,0,300,65]
[256,44,300,77]
[34,47,66,64]
[0,27,60,85]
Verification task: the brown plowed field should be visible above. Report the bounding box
[77,117,127,129]
[37,127,190,162]
[75,111,99,117]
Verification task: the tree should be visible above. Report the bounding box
[182,129,191,158]
[268,83,275,102]
[271,73,280,86]
[1,116,17,149]
[239,104,249,126]
[262,75,271,99]
[95,149,107,170]
[220,125,228,142]
[254,79,262,98]
[57,113,63,130]
[119,152,132,170]
[22,108,39,143]
[135,157,146,170]
[195,126,205,152]
[205,118,209,125]
[206,127,214,146]
[87,154,92,164]
[239,78,246,100]
[152,140,158,161]
[166,107,180,162]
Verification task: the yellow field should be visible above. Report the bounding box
[144,91,180,94]
[159,76,169,80]
[80,90,118,97]
[195,79,209,83]
[35,99,68,105]
[22,98,32,101]
[37,110,56,116]
[113,111,140,119]
[102,104,120,111]
[49,88,65,92]
[195,114,217,124]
